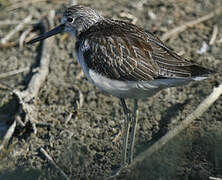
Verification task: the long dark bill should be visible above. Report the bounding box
[27,24,65,44]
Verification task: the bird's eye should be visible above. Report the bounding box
[67,17,74,23]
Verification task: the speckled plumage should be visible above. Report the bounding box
[76,18,212,81]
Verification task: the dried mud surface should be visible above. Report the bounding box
[0,0,222,179]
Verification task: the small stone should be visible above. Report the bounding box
[108,120,115,127]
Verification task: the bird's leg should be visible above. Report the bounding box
[128,99,139,164]
[120,98,131,166]
[109,99,137,178]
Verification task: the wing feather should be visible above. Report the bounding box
[79,20,212,81]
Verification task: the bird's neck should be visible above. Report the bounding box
[76,15,105,37]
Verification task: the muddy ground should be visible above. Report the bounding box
[0,0,222,179]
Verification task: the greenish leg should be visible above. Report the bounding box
[128,99,139,164]
[120,98,131,166]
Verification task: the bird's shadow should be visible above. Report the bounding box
[156,98,191,138]
[136,98,191,154]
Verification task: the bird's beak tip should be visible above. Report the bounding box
[27,24,65,44]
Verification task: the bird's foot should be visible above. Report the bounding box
[106,163,128,179]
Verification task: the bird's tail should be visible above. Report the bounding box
[190,65,216,81]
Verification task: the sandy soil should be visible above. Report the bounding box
[0,0,222,179]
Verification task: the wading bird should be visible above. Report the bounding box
[28,5,214,170]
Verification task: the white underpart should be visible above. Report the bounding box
[192,76,208,81]
[75,40,208,99]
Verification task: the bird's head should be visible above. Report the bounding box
[28,5,103,44]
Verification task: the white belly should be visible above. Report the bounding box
[89,69,163,98]
[88,70,198,99]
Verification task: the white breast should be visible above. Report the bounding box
[75,40,94,84]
